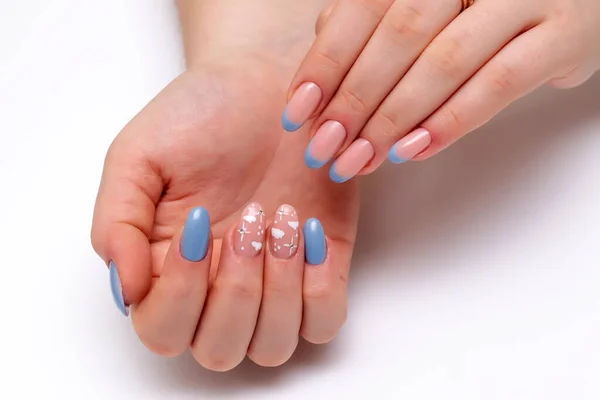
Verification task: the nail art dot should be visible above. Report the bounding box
[241,247,244,250]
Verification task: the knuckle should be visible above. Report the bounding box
[384,4,427,40]
[437,105,463,133]
[303,283,335,303]
[313,48,344,72]
[372,109,402,138]
[425,36,465,79]
[487,63,521,97]
[338,88,369,115]
[224,277,262,303]
[353,0,391,20]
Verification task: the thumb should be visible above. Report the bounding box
[91,136,162,316]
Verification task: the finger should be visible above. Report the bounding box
[247,205,303,367]
[282,0,393,132]
[191,202,267,372]
[129,207,212,356]
[301,218,350,344]
[305,0,459,172]
[356,0,544,174]
[399,23,572,161]
[315,0,337,35]
[92,136,163,316]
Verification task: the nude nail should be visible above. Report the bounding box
[282,82,322,132]
[388,128,432,163]
[234,202,266,258]
[270,205,300,259]
[305,121,347,169]
[329,139,375,183]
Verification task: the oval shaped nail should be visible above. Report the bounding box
[305,120,346,169]
[304,218,327,265]
[234,202,266,258]
[109,261,129,317]
[329,139,374,183]
[181,207,211,262]
[282,82,322,132]
[388,128,432,164]
[270,204,300,259]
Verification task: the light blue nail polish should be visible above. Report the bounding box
[329,162,350,184]
[305,142,328,169]
[388,145,409,164]
[181,207,211,262]
[281,108,304,132]
[109,261,129,317]
[304,218,327,265]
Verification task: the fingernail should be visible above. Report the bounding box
[181,206,211,262]
[282,82,322,132]
[305,120,346,169]
[270,204,300,259]
[388,128,432,164]
[234,202,266,257]
[304,218,327,265]
[329,138,374,183]
[109,261,129,317]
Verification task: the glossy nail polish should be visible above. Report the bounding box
[109,261,128,317]
[282,82,322,132]
[234,202,266,257]
[304,218,326,265]
[329,138,375,183]
[270,204,300,259]
[181,207,211,262]
[305,120,347,169]
[388,128,432,163]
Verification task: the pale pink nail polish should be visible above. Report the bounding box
[270,204,300,259]
[329,139,375,183]
[388,128,432,163]
[305,121,347,169]
[234,202,266,258]
[282,82,322,132]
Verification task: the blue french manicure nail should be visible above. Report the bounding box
[304,218,327,265]
[305,143,328,169]
[109,261,129,317]
[329,162,350,184]
[282,109,304,132]
[181,206,210,262]
[388,144,409,164]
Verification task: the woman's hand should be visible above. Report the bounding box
[283,0,600,182]
[92,0,357,371]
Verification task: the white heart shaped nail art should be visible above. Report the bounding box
[271,228,285,239]
[243,215,257,223]
[251,241,263,251]
[287,221,299,230]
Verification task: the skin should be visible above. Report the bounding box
[289,0,600,175]
[91,0,359,371]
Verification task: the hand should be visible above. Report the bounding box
[92,0,358,371]
[282,0,600,182]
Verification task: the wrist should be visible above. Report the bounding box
[178,0,330,76]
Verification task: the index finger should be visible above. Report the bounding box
[282,0,393,132]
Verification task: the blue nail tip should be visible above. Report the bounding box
[304,218,327,265]
[388,145,409,164]
[281,109,303,132]
[329,163,350,183]
[181,206,210,262]
[109,261,129,317]
[305,144,328,169]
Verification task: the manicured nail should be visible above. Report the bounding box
[304,218,327,265]
[305,120,346,169]
[234,202,266,257]
[329,138,374,183]
[181,206,211,262]
[109,261,129,317]
[282,82,322,132]
[270,204,300,259]
[388,128,432,163]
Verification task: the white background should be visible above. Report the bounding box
[1,1,599,399]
